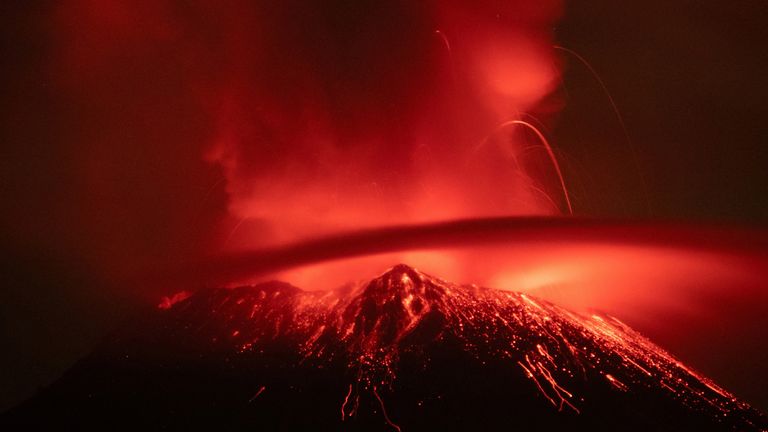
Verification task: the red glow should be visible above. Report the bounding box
[201,1,567,250]
[155,264,764,428]
[37,0,768,417]
[46,0,576,291]
[157,290,191,310]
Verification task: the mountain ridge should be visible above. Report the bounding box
[3,264,766,431]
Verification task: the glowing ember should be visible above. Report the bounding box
[219,264,759,424]
[157,290,191,310]
[7,265,764,430]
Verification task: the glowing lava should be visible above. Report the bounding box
[6,265,765,430]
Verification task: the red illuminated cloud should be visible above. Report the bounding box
[201,0,567,248]
[48,0,567,282]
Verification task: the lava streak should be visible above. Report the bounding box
[7,264,766,430]
[151,264,765,430]
[144,216,768,418]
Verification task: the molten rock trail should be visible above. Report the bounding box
[3,265,766,431]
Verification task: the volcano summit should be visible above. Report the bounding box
[3,264,765,430]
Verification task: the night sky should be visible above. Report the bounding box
[2,0,767,414]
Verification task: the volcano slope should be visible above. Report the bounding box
[3,264,766,431]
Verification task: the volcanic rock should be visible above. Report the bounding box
[3,264,766,431]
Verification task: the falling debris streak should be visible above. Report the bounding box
[433,29,456,85]
[518,360,557,407]
[341,384,353,421]
[373,386,402,432]
[553,44,651,213]
[248,386,266,403]
[605,374,628,392]
[159,264,764,429]
[500,120,573,215]
[434,29,452,54]
[478,120,573,215]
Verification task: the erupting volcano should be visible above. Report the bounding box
[2,0,767,430]
[4,265,765,430]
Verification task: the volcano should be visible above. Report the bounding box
[2,264,765,431]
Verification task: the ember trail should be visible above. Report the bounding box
[5,265,765,430]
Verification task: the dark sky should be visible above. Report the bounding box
[553,1,768,411]
[554,1,768,222]
[2,0,767,414]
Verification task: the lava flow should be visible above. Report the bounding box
[4,265,765,431]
